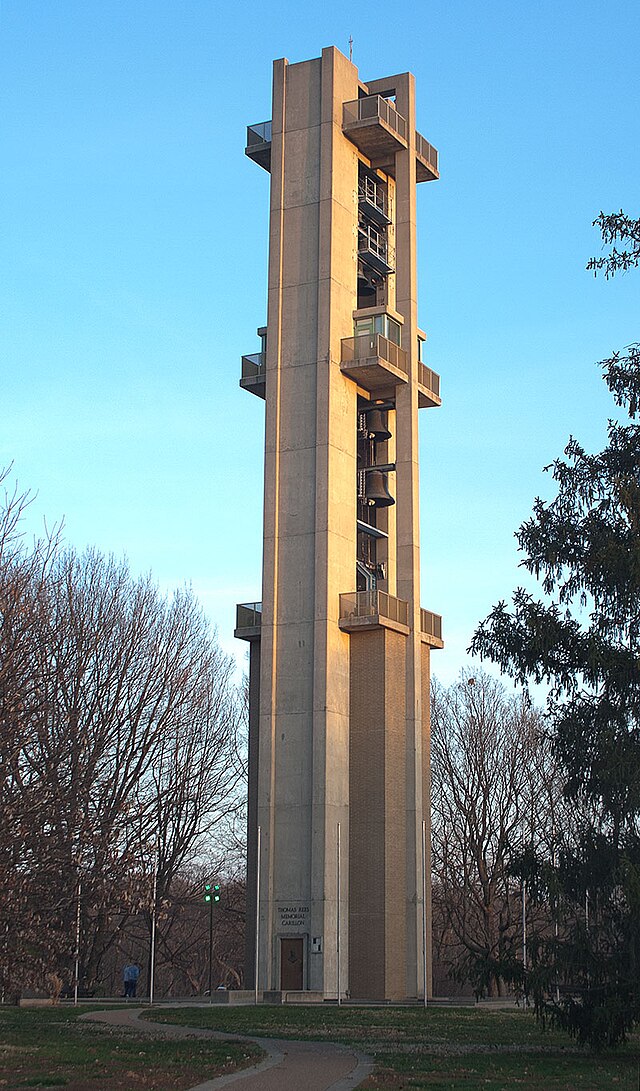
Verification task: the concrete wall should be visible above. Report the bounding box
[349,628,408,1000]
[257,47,359,995]
[247,46,437,1000]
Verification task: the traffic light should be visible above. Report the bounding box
[213,883,221,903]
[204,883,212,903]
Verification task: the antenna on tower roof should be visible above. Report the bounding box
[349,35,353,63]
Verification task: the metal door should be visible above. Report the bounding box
[280,937,304,990]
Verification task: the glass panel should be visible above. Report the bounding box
[247,121,272,145]
[355,315,402,346]
[387,318,401,345]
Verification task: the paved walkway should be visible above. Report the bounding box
[84,1007,373,1091]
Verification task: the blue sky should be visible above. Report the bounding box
[1,0,638,684]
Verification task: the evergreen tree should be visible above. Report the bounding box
[471,213,640,1047]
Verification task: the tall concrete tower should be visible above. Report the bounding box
[235,46,443,1001]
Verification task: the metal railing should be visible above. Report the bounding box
[343,95,408,143]
[236,602,263,630]
[246,121,272,146]
[340,590,409,628]
[358,223,394,273]
[358,176,389,219]
[341,333,408,376]
[415,131,439,175]
[241,352,265,380]
[420,609,442,641]
[418,362,440,398]
[358,222,388,259]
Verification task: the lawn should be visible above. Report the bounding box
[146,1003,640,1090]
[0,1005,262,1091]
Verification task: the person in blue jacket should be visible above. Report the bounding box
[123,962,140,998]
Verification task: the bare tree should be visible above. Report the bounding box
[0,467,63,999]
[431,669,565,997]
[0,470,245,998]
[97,868,247,998]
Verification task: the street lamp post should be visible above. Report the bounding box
[204,880,221,996]
[208,894,214,999]
[73,880,82,1006]
[522,878,527,1007]
[255,826,261,1006]
[422,820,428,1008]
[149,850,158,1005]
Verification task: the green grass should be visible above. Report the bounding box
[146,1003,640,1090]
[0,1005,262,1091]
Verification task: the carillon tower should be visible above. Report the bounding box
[235,45,443,1000]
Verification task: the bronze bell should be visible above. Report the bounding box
[365,409,391,441]
[365,470,395,507]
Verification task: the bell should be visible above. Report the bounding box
[365,409,391,441]
[365,470,395,507]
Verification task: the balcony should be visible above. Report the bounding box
[235,602,262,642]
[420,608,444,649]
[358,222,394,277]
[240,352,266,399]
[417,362,441,408]
[343,96,408,165]
[245,121,272,172]
[358,175,391,226]
[339,590,409,635]
[341,333,408,394]
[415,131,439,183]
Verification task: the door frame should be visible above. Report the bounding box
[278,933,307,991]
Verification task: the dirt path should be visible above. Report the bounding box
[83,1007,373,1091]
